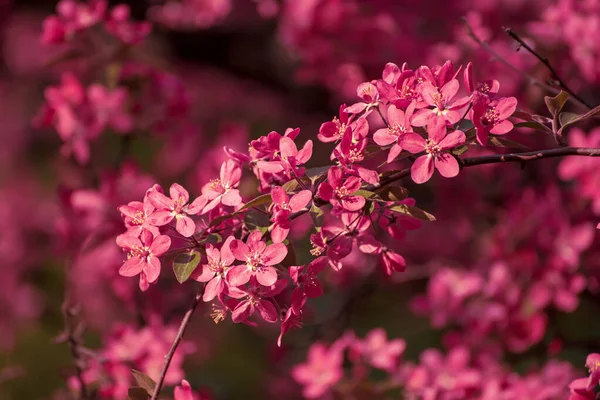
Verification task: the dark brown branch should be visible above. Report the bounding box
[503,27,593,110]
[460,146,600,167]
[150,286,203,400]
[463,19,561,98]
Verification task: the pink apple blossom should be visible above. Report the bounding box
[116,229,171,291]
[147,183,206,237]
[270,186,312,243]
[400,118,466,184]
[227,231,288,287]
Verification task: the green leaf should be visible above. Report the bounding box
[128,387,150,400]
[378,186,409,202]
[452,145,469,155]
[208,213,235,229]
[244,210,271,232]
[310,204,324,227]
[559,112,580,127]
[205,233,222,244]
[388,204,436,221]
[130,370,156,394]
[282,179,301,192]
[558,105,600,135]
[352,189,379,200]
[173,250,201,283]
[238,194,272,212]
[513,121,552,133]
[512,110,535,121]
[544,91,569,117]
[488,136,529,149]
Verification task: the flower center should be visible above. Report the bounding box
[431,93,447,113]
[390,122,406,137]
[347,149,364,163]
[477,82,490,94]
[335,186,350,198]
[129,245,151,261]
[424,139,442,156]
[132,210,145,225]
[482,107,499,126]
[246,250,264,270]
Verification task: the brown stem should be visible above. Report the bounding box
[461,19,591,109]
[150,286,203,400]
[459,146,600,167]
[503,27,593,110]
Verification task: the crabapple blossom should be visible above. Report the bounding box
[269,186,312,243]
[318,166,365,212]
[400,117,466,183]
[228,230,287,287]
[193,236,235,302]
[146,183,206,237]
[116,229,171,291]
[201,160,243,213]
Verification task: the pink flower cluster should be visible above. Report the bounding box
[413,187,594,353]
[42,0,150,45]
[68,320,195,399]
[292,329,582,399]
[559,128,600,214]
[34,73,132,165]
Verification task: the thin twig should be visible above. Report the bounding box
[459,146,600,167]
[150,286,203,400]
[503,27,593,110]
[463,19,567,101]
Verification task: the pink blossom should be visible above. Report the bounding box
[174,380,199,400]
[292,342,344,399]
[227,278,287,323]
[41,0,107,44]
[344,82,379,114]
[318,104,369,143]
[227,231,287,287]
[257,136,313,179]
[116,229,171,291]
[318,166,365,212]
[270,186,312,243]
[350,328,406,371]
[471,96,517,145]
[400,118,466,184]
[411,79,470,126]
[193,237,235,302]
[147,183,206,237]
[201,160,243,213]
[463,62,500,97]
[373,102,415,163]
[382,250,406,275]
[585,353,600,391]
[104,4,151,45]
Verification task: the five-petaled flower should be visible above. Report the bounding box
[270,186,312,243]
[471,96,517,145]
[227,278,287,323]
[201,160,243,214]
[193,236,236,302]
[227,230,288,287]
[318,166,365,212]
[373,102,415,163]
[116,229,171,291]
[400,118,465,184]
[147,183,206,237]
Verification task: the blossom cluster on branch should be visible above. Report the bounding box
[2,0,600,399]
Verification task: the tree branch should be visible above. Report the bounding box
[150,286,203,400]
[503,27,593,110]
[460,146,600,167]
[463,19,562,98]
